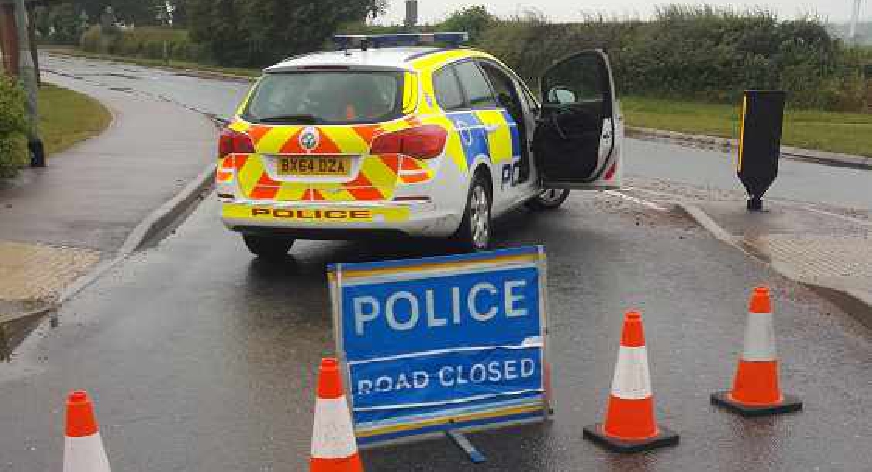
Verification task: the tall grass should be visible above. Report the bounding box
[81,26,208,63]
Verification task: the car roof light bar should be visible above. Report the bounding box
[333,32,469,51]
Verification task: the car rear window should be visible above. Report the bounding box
[243,71,404,125]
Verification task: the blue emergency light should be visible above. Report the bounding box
[333,32,469,50]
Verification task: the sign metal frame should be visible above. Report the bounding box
[327,246,552,448]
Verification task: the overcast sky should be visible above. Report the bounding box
[379,1,867,24]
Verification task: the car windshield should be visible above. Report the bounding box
[243,71,404,125]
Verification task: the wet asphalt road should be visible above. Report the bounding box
[2,193,871,471]
[40,53,872,212]
[1,53,869,471]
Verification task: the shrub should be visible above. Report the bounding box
[0,77,28,178]
[476,6,867,112]
[81,26,208,63]
[79,25,109,53]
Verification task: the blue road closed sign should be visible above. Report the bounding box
[328,246,550,446]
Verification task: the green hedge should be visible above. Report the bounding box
[81,26,209,63]
[477,7,867,111]
[0,77,28,178]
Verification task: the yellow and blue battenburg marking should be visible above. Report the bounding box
[328,246,550,446]
[444,110,521,170]
[447,112,490,169]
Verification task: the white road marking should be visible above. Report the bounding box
[604,190,668,212]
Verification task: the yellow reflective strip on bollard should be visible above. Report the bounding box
[738,94,747,173]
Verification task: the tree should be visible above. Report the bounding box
[33,6,53,39]
[437,5,495,42]
[168,0,187,27]
[49,2,83,43]
[188,0,382,67]
[69,0,163,27]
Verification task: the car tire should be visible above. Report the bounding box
[242,234,294,258]
[525,188,570,211]
[453,172,492,251]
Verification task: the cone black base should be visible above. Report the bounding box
[711,391,803,417]
[583,424,679,453]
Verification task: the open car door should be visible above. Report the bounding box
[532,50,622,189]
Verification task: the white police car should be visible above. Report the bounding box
[216,33,623,256]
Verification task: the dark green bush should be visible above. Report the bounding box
[477,6,867,111]
[0,77,28,178]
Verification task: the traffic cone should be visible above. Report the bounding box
[311,357,363,472]
[583,311,679,452]
[711,286,802,416]
[63,390,111,472]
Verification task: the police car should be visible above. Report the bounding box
[217,33,623,256]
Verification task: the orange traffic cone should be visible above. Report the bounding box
[583,311,679,452]
[311,358,364,472]
[711,286,802,416]
[63,391,111,472]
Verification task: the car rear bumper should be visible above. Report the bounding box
[220,200,460,238]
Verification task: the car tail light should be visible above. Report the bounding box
[370,125,447,159]
[218,128,255,158]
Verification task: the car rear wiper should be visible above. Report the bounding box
[255,114,320,124]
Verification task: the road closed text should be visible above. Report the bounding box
[350,350,543,407]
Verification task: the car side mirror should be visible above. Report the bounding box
[546,86,577,105]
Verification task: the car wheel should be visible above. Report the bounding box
[454,173,492,251]
[242,234,294,258]
[525,188,570,211]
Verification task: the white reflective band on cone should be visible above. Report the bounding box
[742,311,777,361]
[311,397,358,459]
[610,346,652,399]
[63,433,111,472]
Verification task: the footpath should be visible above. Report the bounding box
[0,69,217,352]
[678,200,872,325]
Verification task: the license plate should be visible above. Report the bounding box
[277,156,352,176]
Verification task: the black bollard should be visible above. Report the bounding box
[737,90,786,212]
[29,139,46,168]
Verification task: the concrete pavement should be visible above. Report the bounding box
[0,66,217,320]
[679,200,872,326]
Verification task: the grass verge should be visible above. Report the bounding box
[43,46,260,79]
[622,96,872,158]
[40,83,112,156]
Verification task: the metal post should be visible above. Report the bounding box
[12,0,43,167]
[404,0,418,29]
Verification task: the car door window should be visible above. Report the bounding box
[479,62,523,122]
[542,54,604,106]
[454,61,497,109]
[432,66,465,111]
